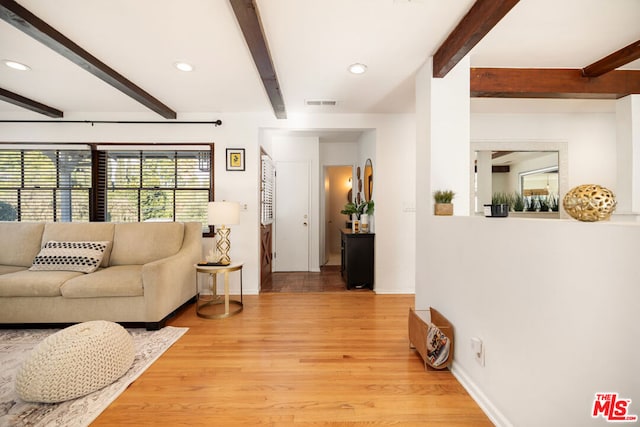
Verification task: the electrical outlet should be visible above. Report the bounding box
[470,337,485,367]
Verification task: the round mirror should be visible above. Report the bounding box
[364,159,373,201]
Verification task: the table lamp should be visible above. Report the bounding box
[208,201,240,265]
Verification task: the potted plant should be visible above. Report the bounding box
[485,192,510,217]
[433,190,455,216]
[512,192,525,212]
[538,197,549,212]
[341,200,374,232]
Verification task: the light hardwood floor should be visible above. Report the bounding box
[93,293,491,426]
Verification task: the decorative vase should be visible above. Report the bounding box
[360,214,369,233]
[352,214,360,233]
[563,184,616,222]
[434,203,453,216]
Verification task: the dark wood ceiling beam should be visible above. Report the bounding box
[230,0,286,119]
[582,39,640,77]
[0,0,176,119]
[433,0,520,78]
[471,68,640,99]
[0,87,63,117]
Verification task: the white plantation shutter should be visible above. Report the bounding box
[261,155,275,225]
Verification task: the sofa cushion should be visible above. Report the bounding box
[0,270,83,297]
[61,265,144,298]
[29,241,110,273]
[0,222,44,267]
[110,222,184,266]
[0,265,27,275]
[42,223,115,267]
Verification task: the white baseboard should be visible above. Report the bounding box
[451,362,513,427]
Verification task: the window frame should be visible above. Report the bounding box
[0,145,92,222]
[0,142,215,237]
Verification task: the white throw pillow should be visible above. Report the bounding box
[29,241,110,273]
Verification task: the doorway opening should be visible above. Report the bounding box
[324,165,352,266]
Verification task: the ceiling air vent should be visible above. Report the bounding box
[305,99,337,107]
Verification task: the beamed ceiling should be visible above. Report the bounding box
[0,0,639,120]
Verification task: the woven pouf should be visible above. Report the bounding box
[15,320,135,403]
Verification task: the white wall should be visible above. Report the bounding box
[370,115,415,293]
[418,216,640,427]
[616,95,640,214]
[320,141,359,165]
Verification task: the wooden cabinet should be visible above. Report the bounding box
[340,229,374,290]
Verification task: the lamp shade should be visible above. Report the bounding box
[208,201,240,226]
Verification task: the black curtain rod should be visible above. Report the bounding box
[0,120,222,126]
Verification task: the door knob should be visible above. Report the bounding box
[303,222,308,226]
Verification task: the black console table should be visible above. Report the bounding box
[340,229,374,290]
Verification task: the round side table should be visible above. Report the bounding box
[195,262,243,319]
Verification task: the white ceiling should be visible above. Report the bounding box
[0,0,639,118]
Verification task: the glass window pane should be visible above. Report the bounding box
[175,190,209,224]
[23,151,57,188]
[56,189,90,222]
[0,190,18,221]
[104,149,212,230]
[62,151,92,188]
[142,152,175,188]
[20,189,55,221]
[0,151,21,187]
[177,153,209,187]
[0,149,92,222]
[108,153,140,188]
[141,189,174,221]
[107,189,139,222]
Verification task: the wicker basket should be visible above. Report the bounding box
[434,203,453,216]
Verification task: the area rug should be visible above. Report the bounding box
[0,326,188,427]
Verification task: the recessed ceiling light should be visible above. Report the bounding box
[348,63,367,75]
[174,62,194,72]
[3,59,31,71]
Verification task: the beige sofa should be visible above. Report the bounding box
[0,221,202,329]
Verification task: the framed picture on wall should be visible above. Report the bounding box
[226,148,245,171]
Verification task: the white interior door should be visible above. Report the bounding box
[274,161,310,271]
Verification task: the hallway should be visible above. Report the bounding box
[261,265,372,293]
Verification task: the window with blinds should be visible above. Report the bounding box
[261,155,275,225]
[0,144,214,232]
[0,149,91,222]
[100,150,212,229]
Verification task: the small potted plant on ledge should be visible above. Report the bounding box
[484,192,510,217]
[433,190,455,216]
